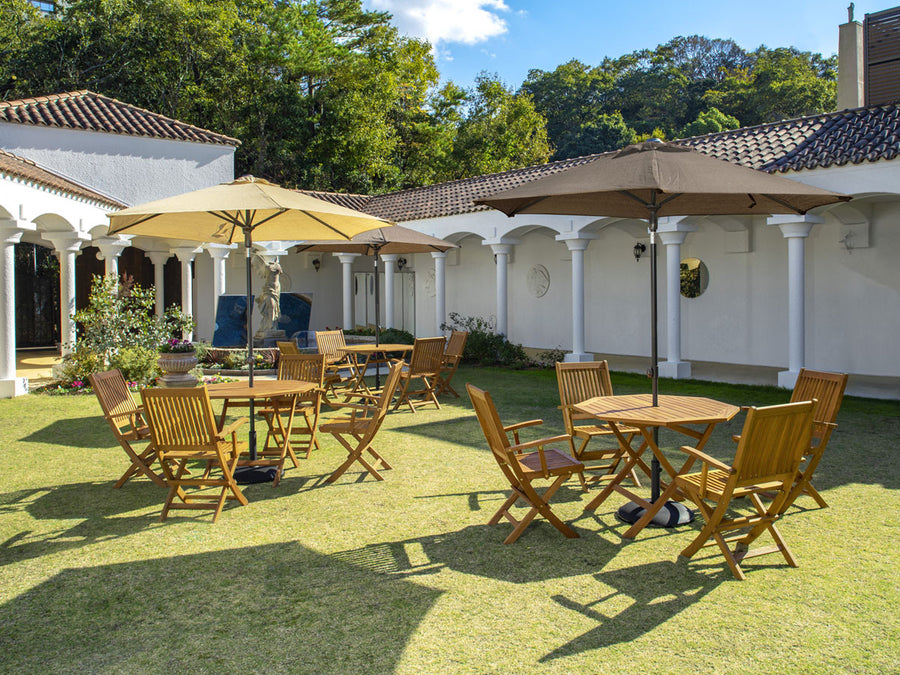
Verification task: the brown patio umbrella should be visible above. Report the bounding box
[296,224,457,385]
[107,175,392,460]
[476,140,851,523]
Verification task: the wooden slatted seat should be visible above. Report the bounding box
[89,369,166,488]
[555,361,642,490]
[393,336,445,412]
[435,330,468,398]
[140,387,249,523]
[467,384,584,544]
[320,360,404,482]
[259,353,326,464]
[675,400,816,580]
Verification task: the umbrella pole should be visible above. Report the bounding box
[245,230,257,460]
[374,253,381,389]
[648,203,660,502]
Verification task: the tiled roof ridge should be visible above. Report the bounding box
[0,147,125,207]
[0,90,240,146]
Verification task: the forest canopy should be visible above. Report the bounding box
[1,1,837,193]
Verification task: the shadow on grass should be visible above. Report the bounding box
[19,415,112,448]
[331,519,619,584]
[0,541,441,674]
[540,560,725,661]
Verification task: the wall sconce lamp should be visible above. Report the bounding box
[633,242,646,262]
[312,257,321,272]
[397,257,407,271]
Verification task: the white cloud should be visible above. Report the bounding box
[367,0,510,48]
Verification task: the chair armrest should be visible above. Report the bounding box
[504,419,543,433]
[509,434,572,454]
[679,445,734,473]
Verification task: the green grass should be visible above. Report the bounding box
[0,366,898,674]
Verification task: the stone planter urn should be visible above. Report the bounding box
[157,351,199,388]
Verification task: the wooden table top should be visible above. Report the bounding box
[204,380,316,399]
[339,343,414,354]
[574,394,740,427]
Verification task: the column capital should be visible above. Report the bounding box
[767,214,824,239]
[335,252,361,265]
[0,218,36,244]
[430,250,448,260]
[43,231,89,253]
[380,253,400,262]
[93,235,131,261]
[172,245,202,262]
[251,242,291,258]
[488,242,514,256]
[658,230,689,246]
[145,250,171,266]
[205,243,237,260]
[560,237,591,252]
[657,216,699,234]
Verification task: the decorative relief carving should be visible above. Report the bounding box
[526,264,550,298]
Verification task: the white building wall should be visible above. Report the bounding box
[0,123,234,206]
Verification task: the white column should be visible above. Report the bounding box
[93,236,131,276]
[172,246,201,341]
[0,219,35,397]
[560,238,592,362]
[381,253,399,329]
[43,231,87,357]
[206,244,233,335]
[432,251,447,336]
[489,243,513,336]
[336,253,360,330]
[769,215,820,389]
[145,251,171,319]
[657,230,692,379]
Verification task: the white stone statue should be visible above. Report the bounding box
[253,255,284,339]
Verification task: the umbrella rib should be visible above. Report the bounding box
[301,211,354,239]
[109,212,160,232]
[763,194,806,215]
[507,196,549,216]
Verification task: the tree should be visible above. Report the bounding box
[679,106,741,138]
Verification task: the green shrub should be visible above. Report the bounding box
[441,312,529,367]
[378,328,414,344]
[57,348,105,387]
[108,346,160,385]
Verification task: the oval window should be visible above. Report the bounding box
[680,258,709,298]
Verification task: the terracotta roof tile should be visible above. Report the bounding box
[0,91,240,147]
[0,148,124,207]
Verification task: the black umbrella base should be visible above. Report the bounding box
[234,466,281,484]
[616,500,695,528]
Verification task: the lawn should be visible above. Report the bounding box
[0,366,897,674]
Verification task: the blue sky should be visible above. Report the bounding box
[363,0,890,87]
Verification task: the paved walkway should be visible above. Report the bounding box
[16,349,60,388]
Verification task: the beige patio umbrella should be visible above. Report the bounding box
[108,175,392,459]
[477,140,851,524]
[296,225,457,386]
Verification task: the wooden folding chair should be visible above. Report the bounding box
[89,369,167,488]
[259,353,325,462]
[784,368,848,510]
[320,360,404,483]
[676,400,816,580]
[556,360,643,490]
[467,384,585,544]
[276,340,300,355]
[315,329,355,402]
[140,387,249,523]
[435,330,468,397]
[393,336,445,412]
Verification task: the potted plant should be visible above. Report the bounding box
[157,338,198,387]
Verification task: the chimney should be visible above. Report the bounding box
[837,8,865,110]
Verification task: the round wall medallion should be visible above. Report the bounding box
[527,264,550,298]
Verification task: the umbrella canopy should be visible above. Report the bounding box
[107,175,392,462]
[476,140,850,512]
[478,141,850,218]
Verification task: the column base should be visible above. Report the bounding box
[0,377,28,398]
[777,369,800,389]
[658,361,692,379]
[564,352,595,363]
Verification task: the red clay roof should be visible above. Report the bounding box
[0,148,124,207]
[0,90,240,147]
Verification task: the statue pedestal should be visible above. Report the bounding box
[253,330,286,349]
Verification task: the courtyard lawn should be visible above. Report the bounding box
[0,366,897,674]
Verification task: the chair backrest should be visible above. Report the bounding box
[408,337,446,375]
[315,330,346,359]
[790,368,848,440]
[731,400,816,488]
[140,387,220,450]
[555,360,614,409]
[277,340,300,355]
[278,353,326,386]
[444,330,468,360]
[466,384,523,486]
[89,369,141,437]
[357,360,405,444]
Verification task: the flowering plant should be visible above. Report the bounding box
[158,338,195,353]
